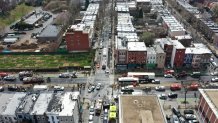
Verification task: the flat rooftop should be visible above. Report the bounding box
[16,93,40,114]
[2,93,26,116]
[31,92,53,115]
[119,95,166,123]
[128,42,147,51]
[38,25,62,38]
[24,12,44,25]
[0,93,15,114]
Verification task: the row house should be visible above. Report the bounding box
[65,3,99,52]
[0,91,80,123]
[127,42,147,69]
[171,40,186,68]
[162,16,186,37]
[155,38,173,66]
[146,47,156,69]
[153,44,166,68]
[184,43,212,68]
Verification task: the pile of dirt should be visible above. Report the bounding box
[10,40,38,49]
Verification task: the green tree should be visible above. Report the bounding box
[140,32,155,46]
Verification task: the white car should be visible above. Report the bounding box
[158,94,167,100]
[211,77,218,82]
[54,86,64,91]
[155,86,166,91]
[89,106,95,115]
[185,114,197,120]
[96,83,101,90]
[164,74,173,78]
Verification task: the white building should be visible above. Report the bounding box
[162,16,186,37]
[46,92,80,123]
[31,92,53,123]
[146,47,156,64]
[2,93,26,123]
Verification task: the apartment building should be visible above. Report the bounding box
[198,89,218,123]
[65,3,99,52]
[127,42,147,69]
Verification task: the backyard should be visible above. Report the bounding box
[0,52,94,69]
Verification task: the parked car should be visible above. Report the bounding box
[96,83,101,90]
[152,79,160,84]
[179,116,186,123]
[185,114,197,120]
[0,72,8,78]
[19,71,33,80]
[155,86,166,91]
[176,71,187,78]
[191,72,201,78]
[170,83,182,91]
[89,106,95,115]
[168,93,178,98]
[8,85,18,91]
[88,87,94,93]
[164,74,173,78]
[59,73,72,78]
[171,115,180,123]
[172,107,181,117]
[3,75,16,81]
[188,120,199,123]
[158,94,167,100]
[23,76,44,84]
[0,86,4,92]
[54,86,64,91]
[184,109,194,115]
[211,77,218,82]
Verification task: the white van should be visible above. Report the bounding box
[89,115,93,121]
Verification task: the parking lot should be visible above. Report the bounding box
[0,8,57,52]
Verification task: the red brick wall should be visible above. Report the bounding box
[65,31,89,51]
[174,49,185,67]
[127,51,146,64]
[198,93,218,123]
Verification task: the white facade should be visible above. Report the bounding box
[147,47,156,64]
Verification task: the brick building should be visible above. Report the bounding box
[127,42,147,69]
[65,24,92,52]
[198,89,218,123]
[171,40,186,68]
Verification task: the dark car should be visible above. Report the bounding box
[8,85,18,91]
[184,109,194,115]
[172,107,181,117]
[168,93,178,98]
[3,75,16,81]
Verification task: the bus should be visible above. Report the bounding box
[102,48,107,57]
[127,72,155,83]
[118,77,139,85]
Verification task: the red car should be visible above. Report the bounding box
[188,82,200,91]
[0,72,8,77]
[170,83,182,91]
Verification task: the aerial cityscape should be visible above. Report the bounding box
[0,0,218,123]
